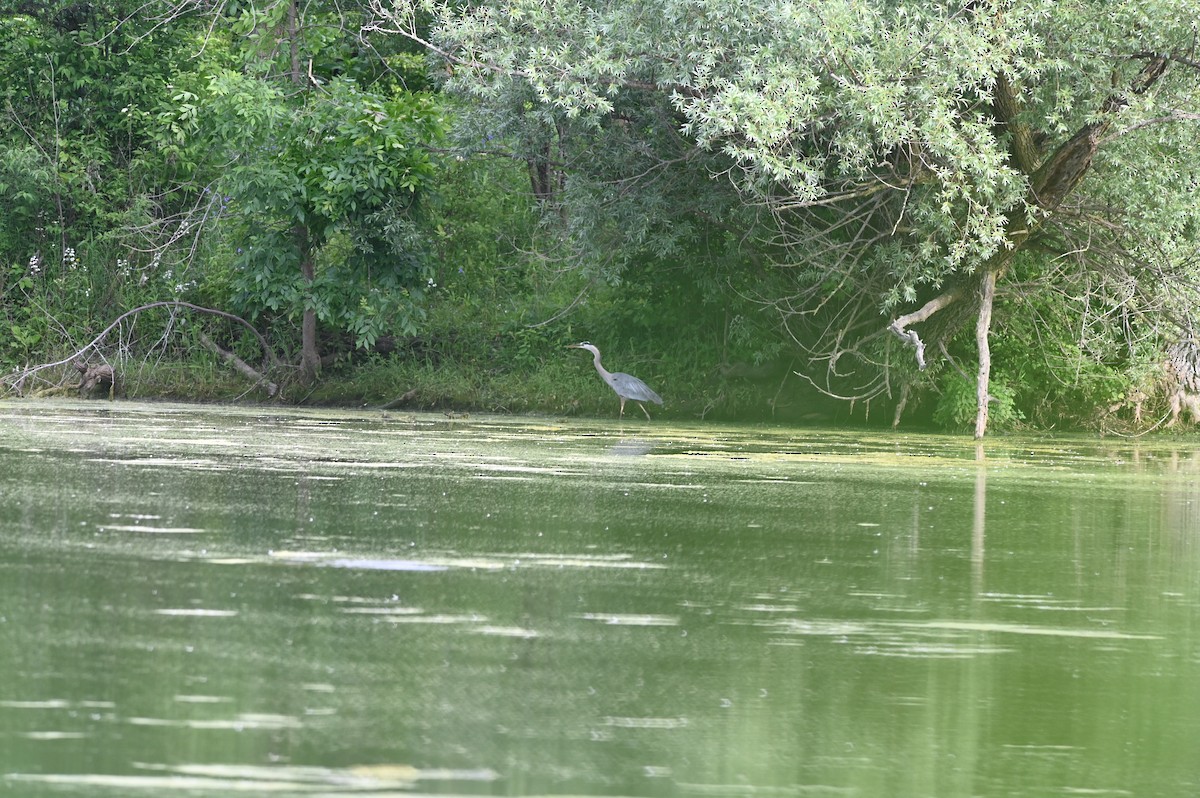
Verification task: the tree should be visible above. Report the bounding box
[0,1,215,366]
[159,0,444,382]
[0,2,158,259]
[370,0,1200,434]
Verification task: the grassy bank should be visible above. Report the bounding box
[11,340,824,424]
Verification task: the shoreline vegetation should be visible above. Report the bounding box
[4,4,1200,436]
[3,337,1185,437]
[4,345,818,424]
[2,296,1193,434]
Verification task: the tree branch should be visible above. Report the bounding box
[4,301,282,394]
[994,71,1041,174]
[198,332,279,396]
[1099,110,1200,146]
[888,286,965,370]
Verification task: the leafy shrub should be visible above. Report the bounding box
[933,372,1024,431]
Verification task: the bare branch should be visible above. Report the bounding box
[4,302,282,395]
[887,286,966,371]
[1099,109,1200,146]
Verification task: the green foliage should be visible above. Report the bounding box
[0,1,202,251]
[191,63,445,351]
[987,281,1144,429]
[933,372,1023,432]
[374,0,1200,430]
[5,0,1200,430]
[0,144,51,261]
[0,1,220,373]
[388,0,1050,281]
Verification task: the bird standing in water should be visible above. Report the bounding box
[569,342,663,420]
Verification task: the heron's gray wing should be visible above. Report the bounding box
[612,372,663,405]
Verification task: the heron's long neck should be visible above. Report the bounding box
[591,350,612,380]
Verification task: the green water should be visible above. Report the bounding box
[1,401,1198,796]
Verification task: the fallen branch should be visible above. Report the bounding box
[198,332,278,397]
[5,301,282,395]
[381,388,419,409]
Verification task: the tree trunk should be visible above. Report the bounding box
[295,226,321,383]
[300,255,320,384]
[288,0,302,84]
[890,56,1172,437]
[974,270,997,440]
[528,144,553,201]
[286,0,320,385]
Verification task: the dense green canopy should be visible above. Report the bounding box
[3,0,1200,432]
[373,0,1200,434]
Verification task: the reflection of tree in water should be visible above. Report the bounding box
[973,443,987,595]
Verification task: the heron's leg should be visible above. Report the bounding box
[638,402,652,420]
[619,398,626,417]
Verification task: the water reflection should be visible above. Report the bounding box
[2,402,1200,797]
[608,438,655,457]
[973,442,986,593]
[8,761,500,793]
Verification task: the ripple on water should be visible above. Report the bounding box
[87,457,229,471]
[472,625,539,638]
[894,619,1160,640]
[173,695,232,704]
[338,606,426,616]
[5,762,500,793]
[270,550,666,572]
[326,558,450,572]
[604,715,689,729]
[761,615,1158,659]
[576,613,680,626]
[126,712,303,730]
[271,551,449,571]
[19,731,89,740]
[380,613,487,625]
[98,524,207,534]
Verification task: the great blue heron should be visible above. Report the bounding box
[569,342,663,420]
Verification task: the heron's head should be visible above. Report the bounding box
[567,342,598,354]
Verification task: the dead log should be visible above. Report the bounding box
[381,388,420,409]
[198,332,279,397]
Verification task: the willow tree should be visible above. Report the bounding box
[371,0,1200,435]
